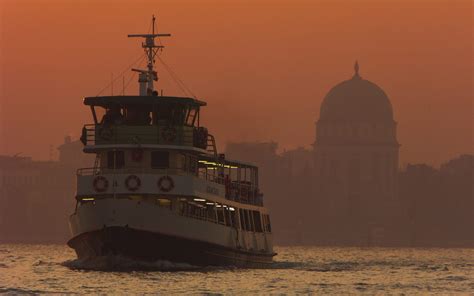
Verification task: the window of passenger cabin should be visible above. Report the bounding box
[248,210,255,232]
[239,209,246,230]
[224,208,232,227]
[151,151,169,168]
[216,207,225,225]
[252,211,263,232]
[229,210,237,228]
[264,215,272,233]
[107,151,125,169]
[244,210,252,231]
[206,205,217,222]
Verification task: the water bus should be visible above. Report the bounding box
[67,16,275,267]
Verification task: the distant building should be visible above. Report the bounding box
[225,142,305,244]
[399,157,473,247]
[58,135,94,167]
[0,137,94,243]
[312,62,403,245]
[440,154,473,175]
[280,147,313,177]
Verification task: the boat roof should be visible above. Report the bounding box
[84,96,207,107]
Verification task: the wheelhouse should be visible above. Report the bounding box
[80,95,211,150]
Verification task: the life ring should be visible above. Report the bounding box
[125,175,141,192]
[98,127,113,141]
[161,127,177,143]
[157,176,174,192]
[131,149,143,162]
[93,176,109,193]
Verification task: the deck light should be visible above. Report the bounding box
[229,207,235,211]
[193,198,206,202]
[82,198,95,201]
[198,160,238,169]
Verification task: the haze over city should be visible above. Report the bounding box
[1,1,473,294]
[1,0,472,166]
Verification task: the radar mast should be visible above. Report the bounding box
[128,15,171,96]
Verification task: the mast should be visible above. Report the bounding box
[128,15,171,96]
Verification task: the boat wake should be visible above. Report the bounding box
[62,255,200,272]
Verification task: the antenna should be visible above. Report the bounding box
[128,15,171,96]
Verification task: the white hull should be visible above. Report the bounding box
[69,198,274,266]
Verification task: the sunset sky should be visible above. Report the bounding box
[0,0,472,166]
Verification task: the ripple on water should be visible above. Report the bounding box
[33,260,58,267]
[62,255,200,272]
[0,288,48,294]
[440,275,468,281]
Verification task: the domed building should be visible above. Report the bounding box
[312,62,402,245]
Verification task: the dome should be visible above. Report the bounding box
[319,62,394,123]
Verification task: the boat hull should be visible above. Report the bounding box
[68,226,274,268]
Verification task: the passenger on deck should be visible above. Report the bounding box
[101,106,124,126]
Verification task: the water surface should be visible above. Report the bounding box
[0,245,472,294]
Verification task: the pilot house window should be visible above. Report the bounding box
[151,151,169,168]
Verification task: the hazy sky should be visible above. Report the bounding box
[0,0,472,166]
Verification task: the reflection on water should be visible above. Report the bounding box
[0,245,473,294]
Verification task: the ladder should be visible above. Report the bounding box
[206,134,217,158]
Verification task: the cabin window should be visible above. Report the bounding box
[229,209,238,228]
[224,208,232,227]
[125,106,151,125]
[239,209,246,230]
[186,108,197,126]
[151,151,169,168]
[248,210,255,232]
[252,211,263,232]
[107,151,125,169]
[264,215,272,233]
[216,207,225,225]
[244,210,252,231]
[206,205,217,222]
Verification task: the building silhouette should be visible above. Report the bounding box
[399,155,473,247]
[312,62,403,245]
[0,137,94,243]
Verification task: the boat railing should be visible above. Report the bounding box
[77,166,263,206]
[81,124,208,149]
[77,166,192,177]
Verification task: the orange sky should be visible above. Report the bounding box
[0,0,472,166]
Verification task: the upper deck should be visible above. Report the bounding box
[81,95,215,153]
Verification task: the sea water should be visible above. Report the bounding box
[0,244,472,294]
